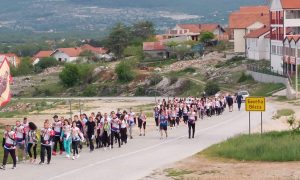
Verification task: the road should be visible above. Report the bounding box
[1,100,276,180]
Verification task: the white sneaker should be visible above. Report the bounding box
[76,155,80,159]
[66,154,70,158]
[72,156,75,160]
[104,147,107,151]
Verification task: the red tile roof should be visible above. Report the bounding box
[229,6,269,29]
[80,44,108,54]
[245,26,270,38]
[143,42,166,51]
[239,6,269,13]
[34,50,53,58]
[281,0,300,9]
[53,48,82,57]
[177,23,222,33]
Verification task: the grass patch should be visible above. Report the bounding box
[273,109,295,119]
[201,131,300,162]
[166,67,197,77]
[251,83,285,97]
[165,168,194,177]
[180,80,204,97]
[141,59,177,68]
[215,56,245,68]
[275,96,289,102]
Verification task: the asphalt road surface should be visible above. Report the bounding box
[1,101,275,180]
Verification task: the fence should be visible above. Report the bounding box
[246,65,287,78]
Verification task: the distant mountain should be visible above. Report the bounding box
[0,0,266,34]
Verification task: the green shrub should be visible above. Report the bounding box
[11,57,34,76]
[78,64,95,84]
[205,81,220,96]
[149,74,163,86]
[238,72,254,83]
[59,64,80,87]
[135,86,146,96]
[34,57,59,72]
[82,85,97,97]
[115,60,136,83]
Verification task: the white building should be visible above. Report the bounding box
[51,48,82,62]
[245,27,271,60]
[229,6,270,53]
[269,0,300,73]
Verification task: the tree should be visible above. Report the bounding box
[204,81,220,96]
[200,31,215,43]
[11,57,34,76]
[104,23,131,59]
[59,64,80,87]
[131,21,155,40]
[115,60,136,83]
[34,57,59,70]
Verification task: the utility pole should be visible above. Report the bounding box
[296,59,298,99]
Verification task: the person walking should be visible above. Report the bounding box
[138,111,147,136]
[39,121,54,165]
[188,108,196,139]
[128,110,135,139]
[27,122,38,164]
[0,125,17,170]
[101,117,111,150]
[85,117,96,152]
[71,121,84,160]
[110,111,121,149]
[159,111,168,139]
[120,115,128,145]
[61,119,72,158]
[236,93,243,111]
[52,115,63,155]
[14,120,26,162]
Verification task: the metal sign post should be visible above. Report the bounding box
[245,97,266,135]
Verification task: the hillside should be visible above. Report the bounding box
[10,52,285,98]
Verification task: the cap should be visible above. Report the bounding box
[53,115,58,118]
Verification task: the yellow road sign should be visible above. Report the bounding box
[245,97,266,112]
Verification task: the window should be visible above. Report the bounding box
[272,45,277,54]
[290,48,296,57]
[277,46,283,55]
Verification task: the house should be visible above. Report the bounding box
[0,53,21,67]
[143,42,168,60]
[165,24,227,41]
[80,44,108,55]
[229,6,269,53]
[245,26,271,60]
[51,48,82,62]
[269,0,300,73]
[32,50,53,65]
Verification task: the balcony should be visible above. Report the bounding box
[271,19,283,25]
[270,34,284,40]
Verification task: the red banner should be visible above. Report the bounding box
[0,57,12,107]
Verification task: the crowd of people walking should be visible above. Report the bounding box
[1,95,242,170]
